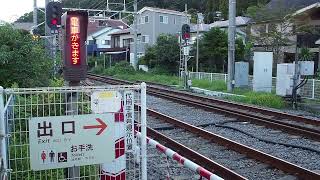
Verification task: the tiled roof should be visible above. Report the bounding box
[138,7,189,16]
[210,16,251,28]
[109,29,131,36]
[87,19,128,36]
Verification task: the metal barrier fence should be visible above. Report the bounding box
[189,72,320,100]
[0,85,147,180]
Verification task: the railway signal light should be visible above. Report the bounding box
[46,2,62,29]
[182,24,190,40]
[61,11,88,82]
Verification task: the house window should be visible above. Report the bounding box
[88,40,95,45]
[140,16,149,24]
[101,40,111,45]
[141,35,149,43]
[123,38,132,47]
[112,36,120,47]
[160,15,168,24]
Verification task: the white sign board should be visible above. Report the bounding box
[124,91,135,152]
[183,46,190,56]
[91,91,122,113]
[29,114,115,170]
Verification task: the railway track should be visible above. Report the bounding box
[85,74,320,179]
[87,73,320,141]
[144,108,320,179]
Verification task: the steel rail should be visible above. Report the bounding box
[145,108,320,180]
[87,74,320,141]
[147,89,320,141]
[85,75,320,179]
[88,73,320,126]
[146,127,246,180]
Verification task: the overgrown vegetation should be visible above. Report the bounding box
[190,28,245,72]
[140,34,180,74]
[225,92,286,109]
[0,25,53,88]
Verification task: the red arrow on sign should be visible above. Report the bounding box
[83,118,107,135]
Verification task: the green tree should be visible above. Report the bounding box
[192,28,245,72]
[196,28,228,72]
[0,25,52,88]
[144,34,180,74]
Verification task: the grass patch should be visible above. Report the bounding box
[114,73,180,86]
[225,91,286,109]
[191,79,227,91]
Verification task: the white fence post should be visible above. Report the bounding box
[312,79,315,99]
[140,83,147,180]
[0,87,8,177]
[224,74,227,83]
[210,73,213,82]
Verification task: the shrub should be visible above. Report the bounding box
[88,56,106,69]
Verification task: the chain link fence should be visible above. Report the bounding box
[0,85,147,180]
[189,72,320,100]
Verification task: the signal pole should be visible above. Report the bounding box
[33,0,37,26]
[45,0,52,59]
[133,0,138,69]
[227,0,236,92]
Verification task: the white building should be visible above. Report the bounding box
[86,19,128,56]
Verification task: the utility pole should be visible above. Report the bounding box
[33,0,37,27]
[196,14,199,72]
[184,4,188,89]
[133,0,138,69]
[227,0,236,92]
[196,13,203,73]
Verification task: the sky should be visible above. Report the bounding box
[0,0,45,22]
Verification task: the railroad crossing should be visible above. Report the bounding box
[1,1,320,180]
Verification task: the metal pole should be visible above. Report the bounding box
[0,87,8,177]
[293,45,299,109]
[140,83,147,180]
[66,81,80,180]
[33,0,37,27]
[184,4,188,89]
[312,79,315,99]
[196,15,199,72]
[133,0,138,69]
[45,0,53,59]
[53,35,57,77]
[227,0,236,92]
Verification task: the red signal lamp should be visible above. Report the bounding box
[51,18,58,25]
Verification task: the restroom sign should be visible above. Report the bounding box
[29,114,115,170]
